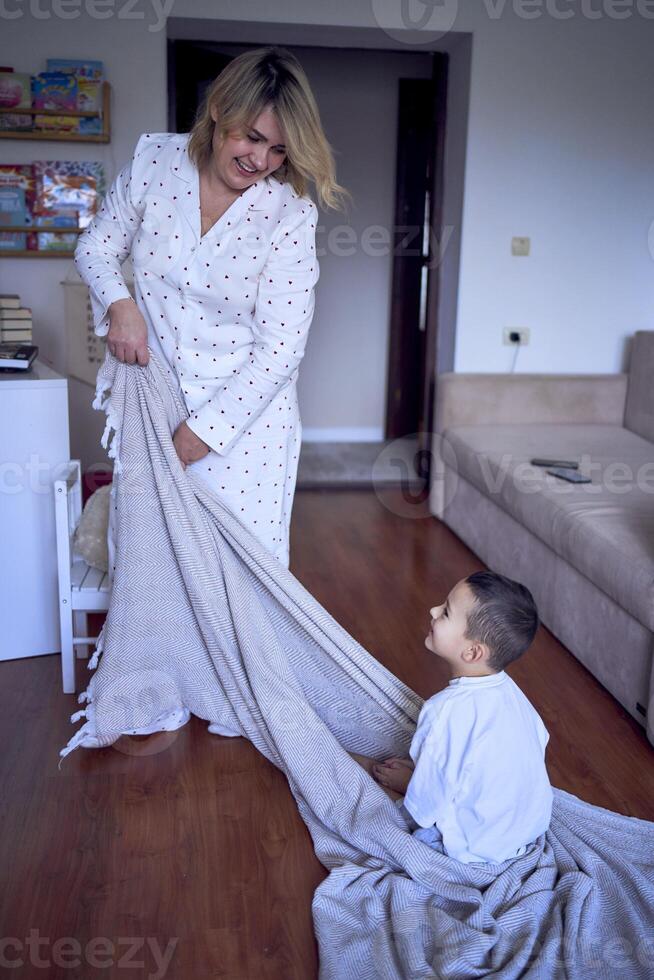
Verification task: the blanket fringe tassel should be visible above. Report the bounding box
[57,561,109,770]
[59,358,121,769]
[92,372,123,475]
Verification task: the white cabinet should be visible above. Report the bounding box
[0,360,70,661]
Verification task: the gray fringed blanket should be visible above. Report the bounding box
[60,349,654,979]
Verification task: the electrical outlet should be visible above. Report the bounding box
[503,328,530,346]
[511,236,530,256]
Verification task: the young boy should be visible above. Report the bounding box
[353,570,553,864]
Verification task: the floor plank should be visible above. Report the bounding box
[1,488,652,979]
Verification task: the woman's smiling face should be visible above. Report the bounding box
[209,104,288,190]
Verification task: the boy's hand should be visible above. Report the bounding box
[381,756,415,769]
[372,757,414,794]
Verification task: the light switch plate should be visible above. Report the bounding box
[511,236,530,256]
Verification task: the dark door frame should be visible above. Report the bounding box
[420,53,449,479]
[384,55,448,480]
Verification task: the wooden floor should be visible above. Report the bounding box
[2,488,653,979]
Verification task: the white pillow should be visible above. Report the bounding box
[73,482,111,572]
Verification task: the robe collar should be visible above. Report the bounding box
[170,134,282,247]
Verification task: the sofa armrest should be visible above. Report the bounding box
[435,373,628,432]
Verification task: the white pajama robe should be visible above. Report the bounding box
[75,131,320,571]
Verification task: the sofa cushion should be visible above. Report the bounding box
[442,423,654,631]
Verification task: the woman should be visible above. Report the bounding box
[75,46,349,571]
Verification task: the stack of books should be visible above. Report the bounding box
[0,294,38,371]
[0,295,32,342]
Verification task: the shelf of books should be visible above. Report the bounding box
[0,60,108,257]
[0,82,110,143]
[0,60,110,142]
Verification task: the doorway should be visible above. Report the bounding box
[385,55,448,492]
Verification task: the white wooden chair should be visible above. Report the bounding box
[54,460,111,693]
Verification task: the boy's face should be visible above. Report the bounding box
[425,579,491,668]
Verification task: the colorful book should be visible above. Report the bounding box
[33,114,79,133]
[46,59,104,82]
[0,72,32,132]
[0,165,37,249]
[33,160,104,229]
[34,210,79,251]
[78,77,102,112]
[0,71,31,108]
[32,71,77,112]
[0,186,27,251]
[45,60,104,134]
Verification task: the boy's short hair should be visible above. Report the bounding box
[464,571,539,670]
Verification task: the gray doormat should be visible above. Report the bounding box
[296,437,425,489]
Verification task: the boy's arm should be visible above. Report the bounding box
[403,755,449,828]
[402,698,466,829]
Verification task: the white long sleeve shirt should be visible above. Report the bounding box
[403,671,553,864]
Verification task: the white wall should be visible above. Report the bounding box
[2,1,653,469]
[451,6,654,374]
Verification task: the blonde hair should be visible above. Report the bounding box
[187,46,351,214]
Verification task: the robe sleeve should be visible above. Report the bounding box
[185,199,320,456]
[74,133,149,337]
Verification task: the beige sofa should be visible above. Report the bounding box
[430,331,654,746]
